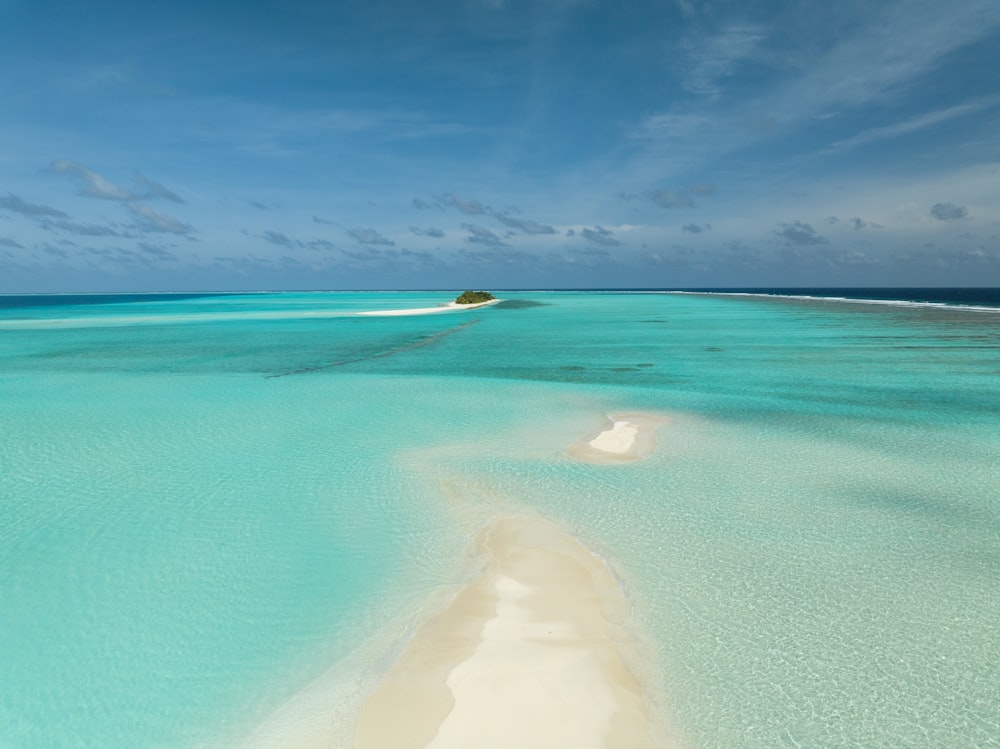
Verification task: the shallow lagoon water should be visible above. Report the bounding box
[1,291,998,748]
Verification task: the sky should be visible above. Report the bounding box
[2,0,1000,292]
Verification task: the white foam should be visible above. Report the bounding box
[665,291,1000,313]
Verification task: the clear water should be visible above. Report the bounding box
[1,291,998,748]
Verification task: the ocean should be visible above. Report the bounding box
[1,290,998,748]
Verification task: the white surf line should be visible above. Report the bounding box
[356,299,500,317]
[666,291,1000,313]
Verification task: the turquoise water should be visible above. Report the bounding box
[1,291,998,748]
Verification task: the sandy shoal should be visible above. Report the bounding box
[355,515,669,749]
[566,412,667,465]
[356,299,499,316]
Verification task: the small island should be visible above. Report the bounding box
[454,290,495,305]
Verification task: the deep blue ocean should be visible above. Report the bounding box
[1,289,998,748]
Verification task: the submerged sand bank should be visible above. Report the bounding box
[567,412,667,464]
[355,515,669,749]
[357,299,499,317]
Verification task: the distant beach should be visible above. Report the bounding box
[357,299,500,316]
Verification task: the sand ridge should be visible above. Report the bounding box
[567,412,667,464]
[354,515,670,749]
[356,300,499,316]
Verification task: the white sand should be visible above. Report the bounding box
[427,572,616,749]
[589,420,640,454]
[357,299,499,316]
[355,516,670,749]
[568,412,667,464]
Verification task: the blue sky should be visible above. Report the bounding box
[2,0,1000,291]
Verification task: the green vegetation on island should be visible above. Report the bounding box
[455,290,495,305]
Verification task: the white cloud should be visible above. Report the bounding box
[650,189,694,209]
[680,25,766,98]
[348,227,395,245]
[50,160,134,200]
[127,203,192,234]
[0,192,68,218]
[463,223,509,247]
[580,226,621,246]
[774,221,827,246]
[493,212,556,234]
[445,193,488,215]
[759,0,1000,122]
[630,0,1000,184]
[136,173,184,203]
[826,97,1000,153]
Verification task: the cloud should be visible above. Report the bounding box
[680,25,765,97]
[126,203,192,234]
[312,215,338,225]
[50,160,134,200]
[850,217,867,230]
[50,161,183,205]
[444,193,488,215]
[305,238,338,251]
[348,227,395,245]
[462,223,509,247]
[649,189,694,209]
[412,197,438,210]
[409,226,446,238]
[492,212,557,234]
[827,97,1000,153]
[773,221,827,246]
[761,1,1000,129]
[686,184,717,196]
[135,173,184,203]
[40,243,70,258]
[39,219,122,237]
[0,237,24,248]
[0,193,68,218]
[831,250,878,267]
[262,230,301,248]
[137,242,177,261]
[633,1,1000,184]
[930,202,968,220]
[682,223,712,233]
[580,226,621,246]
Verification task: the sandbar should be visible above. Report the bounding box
[567,412,667,464]
[354,515,669,749]
[357,300,499,317]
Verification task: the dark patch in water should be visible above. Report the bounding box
[636,363,655,368]
[640,319,669,323]
[559,365,586,371]
[612,367,639,372]
[267,319,480,377]
[0,292,234,310]
[705,347,723,352]
[493,299,548,309]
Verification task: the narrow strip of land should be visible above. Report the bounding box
[356,299,499,316]
[354,515,668,749]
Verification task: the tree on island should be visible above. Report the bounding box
[455,290,495,304]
